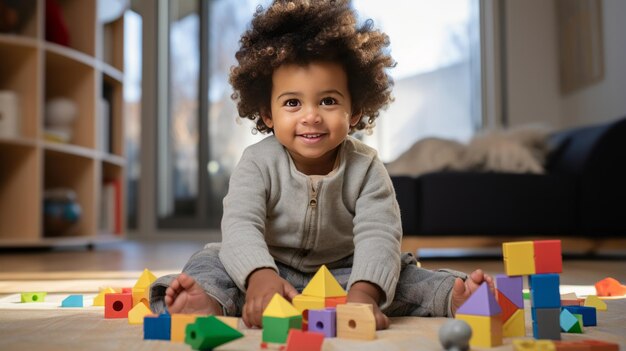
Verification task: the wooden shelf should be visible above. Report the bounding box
[0,0,126,248]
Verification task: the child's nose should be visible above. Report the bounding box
[301,106,321,124]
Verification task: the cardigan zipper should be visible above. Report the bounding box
[294,179,320,267]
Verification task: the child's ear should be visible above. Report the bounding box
[261,111,273,128]
[350,109,362,127]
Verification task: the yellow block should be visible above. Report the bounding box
[263,293,301,318]
[171,314,200,342]
[134,268,157,289]
[132,287,149,307]
[128,301,152,325]
[216,316,239,329]
[93,287,117,306]
[503,309,525,337]
[513,339,555,351]
[584,295,607,311]
[456,314,502,348]
[503,241,536,276]
[292,295,325,314]
[302,265,347,298]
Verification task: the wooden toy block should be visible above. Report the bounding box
[578,340,619,351]
[171,314,200,342]
[105,292,133,318]
[21,292,46,303]
[324,296,347,308]
[132,288,149,307]
[216,316,239,329]
[128,301,152,325]
[561,306,596,326]
[503,241,536,276]
[308,308,336,338]
[285,329,324,351]
[292,294,325,320]
[134,268,157,289]
[184,315,243,349]
[583,295,607,311]
[496,274,524,308]
[534,240,563,274]
[561,299,583,306]
[570,314,583,333]
[531,307,561,340]
[336,303,376,341]
[559,308,578,332]
[502,308,525,337]
[594,277,626,297]
[552,341,592,351]
[302,265,347,298]
[61,294,83,307]
[497,290,519,322]
[456,282,502,316]
[455,314,502,348]
[122,287,133,293]
[529,274,561,308]
[262,293,303,344]
[93,287,116,306]
[513,339,556,351]
[561,292,577,299]
[143,314,171,340]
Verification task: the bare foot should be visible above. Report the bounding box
[450,269,495,316]
[165,273,223,315]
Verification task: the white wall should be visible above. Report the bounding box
[505,0,626,130]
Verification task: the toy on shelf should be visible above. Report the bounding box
[438,319,472,351]
[184,315,243,350]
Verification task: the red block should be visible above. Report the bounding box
[553,341,591,351]
[105,293,133,318]
[534,240,562,274]
[496,290,518,322]
[285,329,324,351]
[579,340,619,351]
[324,296,346,308]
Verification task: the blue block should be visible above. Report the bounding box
[144,313,171,340]
[561,306,596,326]
[61,294,83,307]
[528,274,560,308]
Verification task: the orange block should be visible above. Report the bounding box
[595,277,626,297]
[325,296,347,308]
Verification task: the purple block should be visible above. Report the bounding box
[308,308,336,338]
[456,282,502,316]
[495,274,524,308]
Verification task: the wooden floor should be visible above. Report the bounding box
[0,237,624,287]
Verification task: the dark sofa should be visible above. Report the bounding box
[391,116,626,238]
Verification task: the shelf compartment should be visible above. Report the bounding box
[101,15,124,71]
[45,49,96,149]
[0,38,40,139]
[44,149,96,238]
[45,0,96,56]
[100,161,125,236]
[0,143,41,240]
[0,1,39,38]
[101,76,124,156]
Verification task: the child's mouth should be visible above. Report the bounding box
[298,133,325,143]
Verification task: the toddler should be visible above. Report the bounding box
[150,0,494,330]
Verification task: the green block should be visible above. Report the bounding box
[185,316,243,350]
[262,315,302,344]
[21,292,47,303]
[523,291,530,300]
[569,314,583,333]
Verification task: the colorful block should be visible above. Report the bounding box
[497,290,519,322]
[264,293,301,318]
[93,287,116,306]
[513,339,556,351]
[336,303,376,340]
[324,296,347,308]
[456,282,502,316]
[105,292,133,318]
[456,314,502,348]
[595,277,626,297]
[302,265,346,298]
[285,329,324,351]
[308,308,336,338]
[144,314,171,340]
[529,274,561,308]
[562,306,596,326]
[171,314,200,342]
[503,309,525,337]
[531,308,561,340]
[534,240,563,274]
[61,294,83,307]
[584,295,607,311]
[216,316,239,329]
[495,274,524,308]
[292,294,325,320]
[262,316,303,344]
[578,340,620,351]
[128,301,152,325]
[21,292,46,303]
[503,241,536,276]
[185,315,243,350]
[559,308,578,332]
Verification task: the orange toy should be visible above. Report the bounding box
[595,277,626,297]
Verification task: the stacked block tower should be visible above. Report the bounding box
[455,282,503,347]
[502,240,563,340]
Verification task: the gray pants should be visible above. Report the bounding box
[150,243,467,317]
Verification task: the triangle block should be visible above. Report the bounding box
[263,293,301,318]
[560,308,578,332]
[185,315,243,350]
[134,268,157,289]
[93,287,117,306]
[569,315,583,333]
[584,295,607,311]
[496,290,518,322]
[456,282,502,316]
[502,309,525,337]
[495,274,524,308]
[302,265,346,298]
[61,294,83,307]
[128,301,152,324]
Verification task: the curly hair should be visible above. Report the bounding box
[229,0,395,134]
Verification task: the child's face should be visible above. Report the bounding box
[262,61,361,175]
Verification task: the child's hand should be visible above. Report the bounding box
[347,281,390,330]
[243,268,299,328]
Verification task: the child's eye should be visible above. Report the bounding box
[320,97,337,105]
[284,99,300,107]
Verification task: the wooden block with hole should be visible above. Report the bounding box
[336,303,376,340]
[105,292,133,318]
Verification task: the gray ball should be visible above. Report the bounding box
[439,319,472,351]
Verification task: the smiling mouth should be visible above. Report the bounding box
[300,133,323,139]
